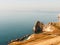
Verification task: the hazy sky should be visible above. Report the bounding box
[0,0,60,11]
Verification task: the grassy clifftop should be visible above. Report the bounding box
[8,33,60,45]
[8,22,60,45]
[54,22,60,29]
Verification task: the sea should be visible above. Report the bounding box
[0,11,60,45]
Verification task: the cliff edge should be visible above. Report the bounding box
[8,22,60,45]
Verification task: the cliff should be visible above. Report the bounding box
[8,22,60,45]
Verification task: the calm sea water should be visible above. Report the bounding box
[0,11,60,45]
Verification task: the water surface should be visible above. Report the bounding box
[0,11,60,45]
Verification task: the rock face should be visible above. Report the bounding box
[8,22,60,45]
[43,22,60,34]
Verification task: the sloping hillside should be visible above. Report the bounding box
[8,22,60,45]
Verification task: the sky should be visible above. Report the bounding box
[0,0,60,11]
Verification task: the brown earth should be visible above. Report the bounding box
[8,22,60,45]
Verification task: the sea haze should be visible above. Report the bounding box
[0,11,60,45]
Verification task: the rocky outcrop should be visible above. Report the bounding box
[8,22,60,45]
[43,22,60,34]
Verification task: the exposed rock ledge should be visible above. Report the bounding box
[8,22,60,45]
